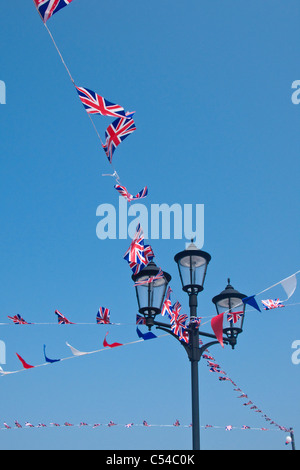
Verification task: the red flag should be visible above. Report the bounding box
[211,313,224,348]
[16,353,35,370]
[103,332,123,349]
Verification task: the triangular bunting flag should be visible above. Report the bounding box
[103,332,123,349]
[242,295,261,312]
[281,274,297,300]
[66,342,89,357]
[211,313,225,348]
[16,353,35,370]
[136,327,157,341]
[43,345,61,364]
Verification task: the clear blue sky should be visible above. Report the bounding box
[0,0,299,450]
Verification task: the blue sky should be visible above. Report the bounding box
[0,0,299,450]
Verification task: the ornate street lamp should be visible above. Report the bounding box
[174,241,211,295]
[212,279,247,349]
[131,244,247,451]
[132,261,171,329]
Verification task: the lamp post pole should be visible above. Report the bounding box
[189,292,200,450]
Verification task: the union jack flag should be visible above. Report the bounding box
[7,314,31,325]
[203,354,214,360]
[226,311,244,324]
[136,314,146,325]
[134,267,164,287]
[34,0,74,23]
[96,307,111,325]
[124,224,146,267]
[114,184,148,203]
[219,376,231,382]
[161,287,172,317]
[169,302,189,343]
[108,421,117,427]
[124,225,154,275]
[75,86,127,119]
[102,116,136,163]
[261,299,285,310]
[55,310,75,325]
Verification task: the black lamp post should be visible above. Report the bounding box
[132,242,247,451]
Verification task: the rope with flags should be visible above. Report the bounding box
[32,0,147,203]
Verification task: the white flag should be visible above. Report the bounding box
[66,342,88,357]
[281,274,297,299]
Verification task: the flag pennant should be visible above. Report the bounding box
[7,314,31,325]
[169,302,189,343]
[136,327,157,341]
[103,332,123,349]
[227,311,244,324]
[161,287,173,318]
[114,184,148,203]
[75,86,127,119]
[43,345,61,364]
[133,267,164,287]
[34,0,74,23]
[55,310,75,324]
[102,116,136,164]
[211,313,225,348]
[15,353,35,370]
[281,274,297,300]
[261,299,285,310]
[242,295,261,312]
[124,224,155,276]
[136,314,146,325]
[66,342,89,357]
[96,307,111,325]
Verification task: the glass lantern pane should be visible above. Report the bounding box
[178,255,207,289]
[135,276,167,311]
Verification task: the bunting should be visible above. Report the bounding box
[242,296,261,312]
[55,310,75,325]
[114,184,148,203]
[211,313,225,348]
[0,419,286,434]
[103,332,123,349]
[96,307,111,325]
[75,86,127,119]
[261,299,285,310]
[7,315,31,325]
[34,0,74,23]
[43,345,61,364]
[136,326,157,341]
